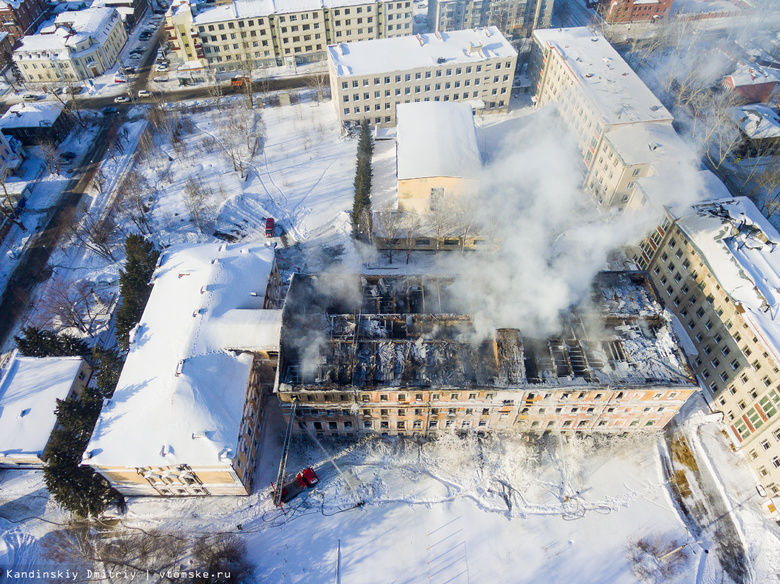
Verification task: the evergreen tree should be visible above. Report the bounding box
[14,326,90,358]
[53,390,103,441]
[44,391,123,518]
[115,235,160,351]
[351,119,374,241]
[92,346,124,399]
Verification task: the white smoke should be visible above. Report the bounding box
[437,106,705,339]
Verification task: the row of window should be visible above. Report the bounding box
[194,2,411,34]
[343,95,506,116]
[340,62,514,90]
[306,417,661,431]
[294,388,682,404]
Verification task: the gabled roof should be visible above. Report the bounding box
[86,242,281,469]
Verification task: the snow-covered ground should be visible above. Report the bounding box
[4,394,780,583]
[2,93,780,583]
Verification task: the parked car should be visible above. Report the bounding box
[114,95,131,103]
[153,76,169,83]
[59,151,77,161]
[265,217,275,237]
[22,93,41,101]
[154,64,169,72]
[139,33,151,40]
[102,106,118,115]
[113,73,127,83]
[128,53,142,60]
[123,66,136,74]
[137,90,153,98]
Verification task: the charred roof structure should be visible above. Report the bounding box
[278,271,695,395]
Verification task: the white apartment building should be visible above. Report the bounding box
[586,123,696,210]
[328,26,517,127]
[428,0,554,40]
[530,28,676,194]
[636,197,780,518]
[13,7,127,82]
[165,0,414,72]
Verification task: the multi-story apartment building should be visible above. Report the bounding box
[529,28,692,210]
[13,7,127,82]
[428,0,554,40]
[86,242,283,497]
[585,122,696,210]
[596,0,673,24]
[328,26,516,128]
[0,0,48,43]
[164,0,413,72]
[633,197,780,517]
[530,27,673,168]
[276,272,697,439]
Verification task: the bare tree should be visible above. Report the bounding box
[747,163,780,219]
[36,276,108,334]
[401,212,421,264]
[305,67,330,104]
[373,207,403,263]
[65,205,118,261]
[688,91,742,170]
[183,175,213,232]
[117,169,154,235]
[211,103,258,177]
[38,139,62,175]
[42,526,190,583]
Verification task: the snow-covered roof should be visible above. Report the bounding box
[86,242,281,469]
[328,27,517,78]
[728,104,780,140]
[396,102,480,181]
[0,102,66,129]
[673,198,780,367]
[726,63,780,87]
[190,0,388,24]
[192,0,272,24]
[605,123,696,167]
[15,7,121,58]
[0,356,85,461]
[533,27,673,127]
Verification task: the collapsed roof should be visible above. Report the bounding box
[277,271,696,392]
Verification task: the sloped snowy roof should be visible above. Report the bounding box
[328,27,516,78]
[674,198,780,366]
[0,356,85,461]
[605,123,695,167]
[726,63,780,88]
[192,0,273,24]
[16,7,121,57]
[86,242,280,469]
[728,104,780,140]
[0,102,66,130]
[396,102,481,181]
[191,0,386,24]
[533,27,672,127]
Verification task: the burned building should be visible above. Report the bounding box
[276,271,698,437]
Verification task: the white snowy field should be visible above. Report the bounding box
[3,94,780,584]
